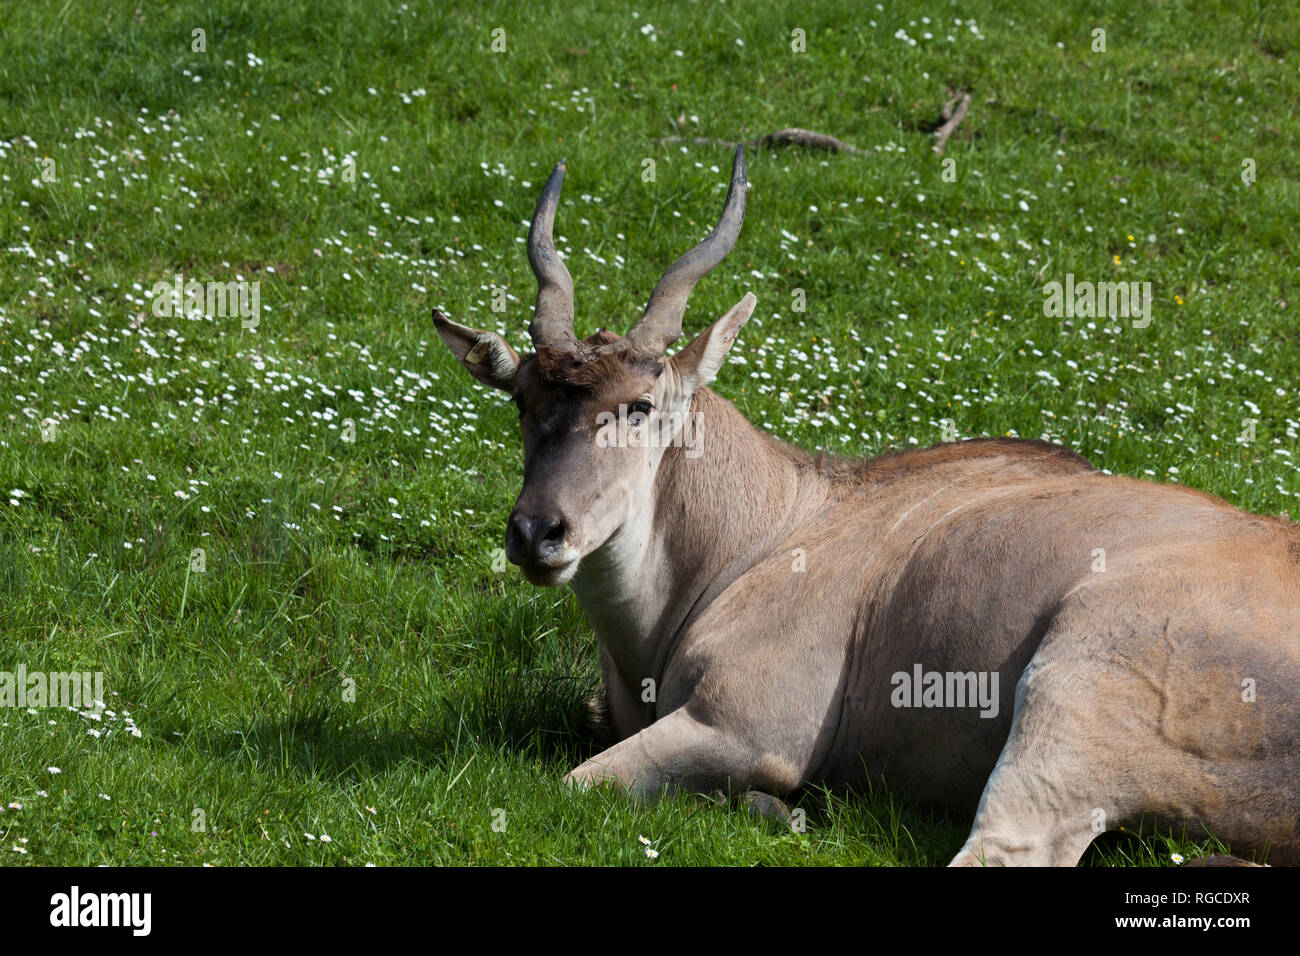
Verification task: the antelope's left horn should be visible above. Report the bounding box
[626,144,748,354]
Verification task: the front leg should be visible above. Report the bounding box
[564,705,797,803]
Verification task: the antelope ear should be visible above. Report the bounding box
[433,308,520,392]
[668,292,756,391]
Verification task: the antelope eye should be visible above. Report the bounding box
[628,399,654,426]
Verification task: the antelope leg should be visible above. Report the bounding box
[563,706,778,803]
[949,659,1119,867]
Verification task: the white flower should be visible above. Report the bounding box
[1171,852,1185,865]
[47,767,61,774]
[645,848,659,859]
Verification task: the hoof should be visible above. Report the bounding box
[743,790,796,828]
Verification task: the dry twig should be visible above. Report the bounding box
[933,92,972,155]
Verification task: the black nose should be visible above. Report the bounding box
[506,514,568,565]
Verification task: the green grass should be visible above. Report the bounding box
[0,0,1296,865]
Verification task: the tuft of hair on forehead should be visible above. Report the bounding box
[535,336,663,392]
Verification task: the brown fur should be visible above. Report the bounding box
[824,436,1098,486]
[535,336,663,391]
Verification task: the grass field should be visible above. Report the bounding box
[1,0,1296,866]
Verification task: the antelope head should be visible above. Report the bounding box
[434,147,755,586]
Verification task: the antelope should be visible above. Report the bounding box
[433,146,1300,866]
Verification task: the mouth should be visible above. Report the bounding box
[517,557,580,587]
[507,536,582,588]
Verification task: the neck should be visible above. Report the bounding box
[571,388,825,715]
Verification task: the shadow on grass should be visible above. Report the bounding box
[1081,822,1238,867]
[182,669,603,780]
[181,657,603,781]
[782,780,970,866]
